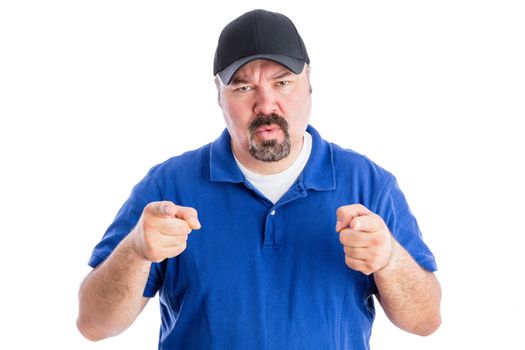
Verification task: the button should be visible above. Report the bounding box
[270,210,276,216]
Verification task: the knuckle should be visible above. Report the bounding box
[344,255,352,266]
[357,204,368,211]
[373,214,386,227]
[351,218,362,230]
[345,256,360,271]
[340,229,352,241]
[144,202,156,211]
[146,201,162,214]
[369,251,380,261]
[173,242,187,257]
[372,235,385,246]
[336,206,348,218]
[175,235,189,246]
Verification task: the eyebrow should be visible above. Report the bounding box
[230,70,294,86]
[271,71,293,80]
[230,76,250,85]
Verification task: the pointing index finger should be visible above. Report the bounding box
[145,202,201,230]
[144,201,177,218]
[171,205,201,230]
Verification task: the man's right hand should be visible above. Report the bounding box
[78,200,200,340]
[129,201,201,263]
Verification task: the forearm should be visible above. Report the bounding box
[373,240,441,336]
[77,234,151,341]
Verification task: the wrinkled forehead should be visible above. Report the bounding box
[230,59,295,84]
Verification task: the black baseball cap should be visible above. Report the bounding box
[213,9,310,85]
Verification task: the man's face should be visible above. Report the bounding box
[218,59,312,167]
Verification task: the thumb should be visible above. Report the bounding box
[335,204,371,232]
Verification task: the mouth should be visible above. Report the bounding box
[248,113,289,144]
[254,124,282,140]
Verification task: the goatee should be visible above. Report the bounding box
[248,114,291,162]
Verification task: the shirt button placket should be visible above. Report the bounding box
[264,208,280,248]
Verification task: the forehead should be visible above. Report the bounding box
[231,59,293,82]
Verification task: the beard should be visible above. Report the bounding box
[248,113,291,162]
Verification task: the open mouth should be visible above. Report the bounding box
[254,124,281,139]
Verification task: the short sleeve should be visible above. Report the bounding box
[373,175,437,272]
[87,166,166,297]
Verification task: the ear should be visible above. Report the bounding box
[214,76,223,107]
[305,64,312,94]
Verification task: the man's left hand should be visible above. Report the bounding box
[336,204,396,275]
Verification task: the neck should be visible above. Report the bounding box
[233,137,304,175]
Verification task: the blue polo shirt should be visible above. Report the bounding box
[88,125,437,350]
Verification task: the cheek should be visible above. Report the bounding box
[221,101,253,144]
[222,95,250,118]
[286,95,311,142]
[288,93,311,122]
[224,105,248,130]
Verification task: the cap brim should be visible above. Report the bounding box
[217,54,306,85]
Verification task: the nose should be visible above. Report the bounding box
[253,86,279,116]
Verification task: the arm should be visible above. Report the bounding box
[77,201,201,341]
[373,240,441,336]
[336,204,441,336]
[77,237,151,341]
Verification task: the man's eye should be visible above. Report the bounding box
[236,86,252,92]
[277,81,289,87]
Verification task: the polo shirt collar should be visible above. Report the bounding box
[302,125,336,191]
[209,128,244,183]
[209,125,335,191]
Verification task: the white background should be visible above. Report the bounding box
[1,1,524,349]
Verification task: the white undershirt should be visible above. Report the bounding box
[234,132,312,204]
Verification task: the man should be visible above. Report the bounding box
[77,9,441,349]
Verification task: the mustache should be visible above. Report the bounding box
[248,114,289,133]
